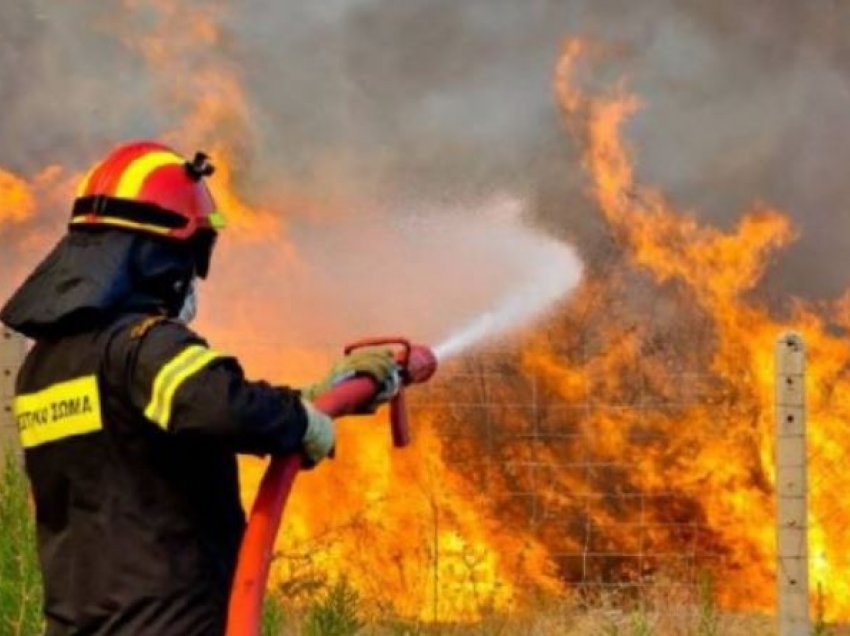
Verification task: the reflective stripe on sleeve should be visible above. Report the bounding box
[144,345,224,429]
[13,376,103,448]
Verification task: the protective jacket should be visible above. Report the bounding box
[14,315,307,635]
[2,228,308,635]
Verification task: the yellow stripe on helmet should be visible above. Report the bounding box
[144,344,224,429]
[114,150,184,200]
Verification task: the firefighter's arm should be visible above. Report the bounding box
[107,317,315,456]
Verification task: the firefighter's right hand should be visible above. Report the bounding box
[301,399,335,466]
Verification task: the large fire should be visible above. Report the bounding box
[540,38,849,617]
[1,1,849,625]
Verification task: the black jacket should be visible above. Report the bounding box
[13,314,307,635]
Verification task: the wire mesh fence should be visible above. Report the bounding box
[1,329,848,624]
[404,348,728,611]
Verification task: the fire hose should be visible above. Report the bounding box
[226,338,438,636]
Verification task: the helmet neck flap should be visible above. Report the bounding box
[1,228,197,339]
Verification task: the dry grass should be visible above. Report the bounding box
[271,605,782,636]
[268,592,850,636]
[259,559,850,635]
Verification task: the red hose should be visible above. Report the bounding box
[225,376,379,636]
[226,341,437,636]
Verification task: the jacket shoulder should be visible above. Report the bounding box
[104,315,211,375]
[128,315,170,340]
[118,315,207,347]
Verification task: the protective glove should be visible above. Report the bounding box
[301,398,335,466]
[301,348,400,412]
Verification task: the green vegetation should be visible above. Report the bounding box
[303,578,363,636]
[628,605,655,636]
[813,583,835,636]
[262,592,289,636]
[0,449,43,636]
[697,573,719,636]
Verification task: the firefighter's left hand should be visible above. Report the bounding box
[301,399,335,466]
[301,349,400,411]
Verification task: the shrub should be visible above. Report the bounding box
[0,449,43,635]
[304,578,364,636]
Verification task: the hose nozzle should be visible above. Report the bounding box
[344,337,438,448]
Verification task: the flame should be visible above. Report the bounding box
[547,38,850,617]
[262,415,560,620]
[0,168,36,226]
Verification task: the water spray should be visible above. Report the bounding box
[434,225,583,360]
[226,338,437,636]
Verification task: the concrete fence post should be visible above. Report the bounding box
[775,332,809,636]
[1,326,26,458]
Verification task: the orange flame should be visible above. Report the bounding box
[550,38,850,618]
[0,168,36,226]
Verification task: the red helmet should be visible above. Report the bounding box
[71,140,226,241]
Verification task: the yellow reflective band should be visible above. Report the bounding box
[69,215,173,235]
[13,376,102,448]
[114,151,183,199]
[144,345,223,429]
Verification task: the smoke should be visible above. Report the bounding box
[430,197,583,359]
[1,0,849,343]
[230,0,850,305]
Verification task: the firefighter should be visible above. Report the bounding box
[0,141,398,635]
